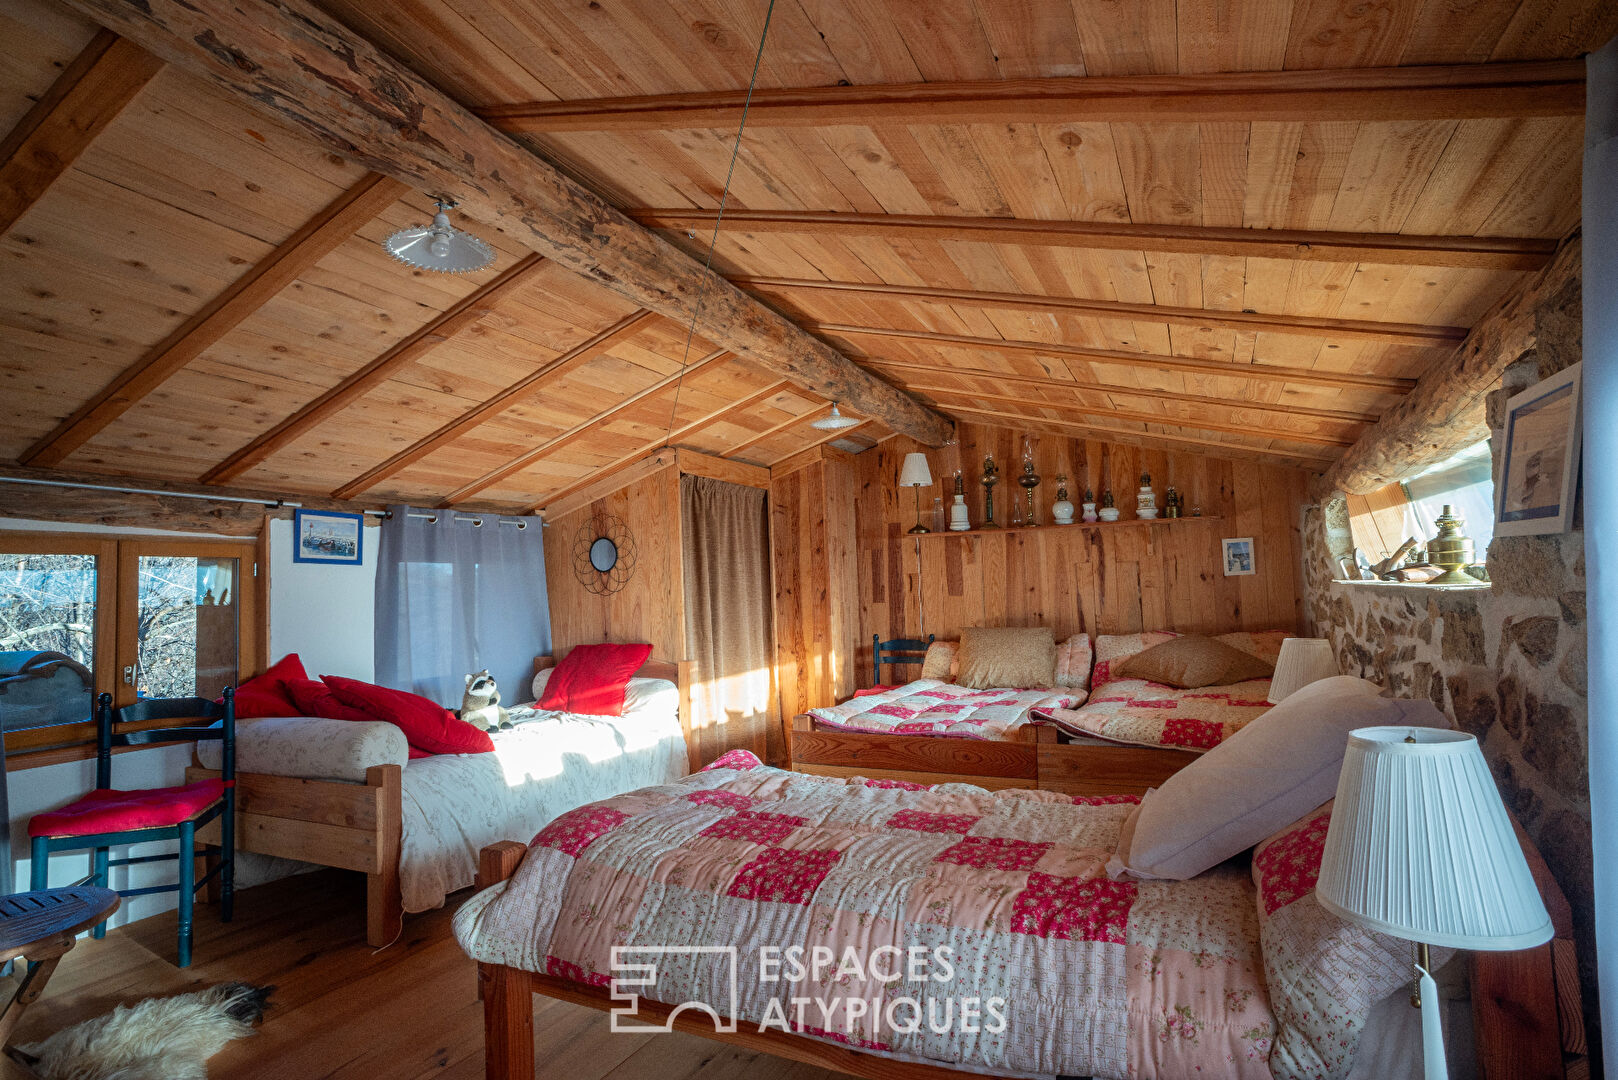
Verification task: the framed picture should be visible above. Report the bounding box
[292,509,364,565]
[1222,537,1256,577]
[1495,362,1582,537]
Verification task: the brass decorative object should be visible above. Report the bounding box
[980,455,1001,529]
[1165,487,1181,518]
[1018,458,1041,527]
[1427,505,1476,584]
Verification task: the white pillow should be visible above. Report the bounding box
[1110,676,1451,880]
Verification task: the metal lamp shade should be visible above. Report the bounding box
[1267,637,1339,703]
[384,210,495,274]
[1315,727,1552,951]
[899,453,933,488]
[811,404,861,431]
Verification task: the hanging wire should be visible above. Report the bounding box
[660,0,779,449]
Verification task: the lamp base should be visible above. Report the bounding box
[907,524,931,534]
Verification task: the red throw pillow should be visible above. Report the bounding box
[538,643,653,717]
[285,678,376,725]
[223,653,309,718]
[322,676,494,756]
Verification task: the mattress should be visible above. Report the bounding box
[398,678,686,912]
[806,679,1084,740]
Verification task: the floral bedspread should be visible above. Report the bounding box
[1034,632,1284,752]
[455,752,1276,1078]
[806,679,1083,740]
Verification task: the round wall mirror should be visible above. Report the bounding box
[589,536,618,573]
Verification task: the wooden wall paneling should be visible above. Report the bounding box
[770,450,858,721]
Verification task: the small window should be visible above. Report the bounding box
[1346,441,1495,568]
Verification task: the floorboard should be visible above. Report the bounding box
[2,870,847,1080]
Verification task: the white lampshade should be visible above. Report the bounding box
[1316,727,1552,951]
[899,453,933,488]
[1267,637,1339,703]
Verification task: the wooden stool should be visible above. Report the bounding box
[0,886,119,1062]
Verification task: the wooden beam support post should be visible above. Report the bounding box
[0,30,164,236]
[62,0,952,448]
[1313,233,1583,497]
[23,171,408,467]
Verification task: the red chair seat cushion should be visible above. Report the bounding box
[538,643,653,717]
[29,779,227,838]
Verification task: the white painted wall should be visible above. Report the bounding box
[3,515,380,927]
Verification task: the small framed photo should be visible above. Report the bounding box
[1223,537,1256,577]
[1496,362,1582,536]
[293,508,364,565]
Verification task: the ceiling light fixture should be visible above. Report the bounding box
[811,404,860,431]
[384,197,495,274]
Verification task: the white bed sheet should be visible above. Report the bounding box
[398,679,686,912]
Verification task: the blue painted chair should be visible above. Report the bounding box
[872,634,934,687]
[28,689,236,968]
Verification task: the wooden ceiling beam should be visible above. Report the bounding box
[330,309,658,499]
[866,361,1378,424]
[438,348,729,506]
[738,278,1467,346]
[921,389,1354,448]
[634,209,1555,271]
[64,0,952,448]
[23,171,408,468]
[477,60,1583,133]
[815,323,1417,393]
[0,30,164,236]
[202,251,548,485]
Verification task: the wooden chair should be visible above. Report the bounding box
[27,690,236,968]
[872,634,933,686]
[0,885,119,1063]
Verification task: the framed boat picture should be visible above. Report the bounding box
[293,508,364,565]
[1222,537,1256,576]
[1495,362,1583,536]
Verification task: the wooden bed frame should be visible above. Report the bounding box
[474,816,1587,1080]
[788,714,1201,797]
[188,651,693,947]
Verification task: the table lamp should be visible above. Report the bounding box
[1315,727,1553,1080]
[1267,637,1339,703]
[900,453,933,534]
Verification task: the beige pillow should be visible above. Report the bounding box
[1114,634,1273,688]
[1110,677,1450,880]
[919,640,959,682]
[954,627,1056,689]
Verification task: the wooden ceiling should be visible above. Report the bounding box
[2,0,1611,513]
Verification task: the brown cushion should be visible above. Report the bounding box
[1114,634,1274,689]
[954,627,1057,689]
[919,640,959,682]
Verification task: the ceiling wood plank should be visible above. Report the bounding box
[438,348,730,507]
[475,60,1584,133]
[632,209,1556,271]
[722,403,842,460]
[21,171,409,468]
[865,361,1378,423]
[941,406,1336,467]
[764,419,876,467]
[62,0,953,447]
[539,451,679,522]
[330,309,658,499]
[815,323,1417,392]
[739,278,1468,346]
[0,30,164,236]
[201,251,549,485]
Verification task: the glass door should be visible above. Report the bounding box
[118,541,254,706]
[0,536,116,734]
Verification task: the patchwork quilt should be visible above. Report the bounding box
[456,752,1279,1079]
[1035,632,1285,752]
[806,679,1083,740]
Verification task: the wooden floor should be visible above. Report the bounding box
[3,871,847,1080]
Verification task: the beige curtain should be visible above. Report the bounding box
[681,475,779,766]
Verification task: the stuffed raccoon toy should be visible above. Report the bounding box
[460,669,512,731]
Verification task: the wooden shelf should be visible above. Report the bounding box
[908,516,1224,538]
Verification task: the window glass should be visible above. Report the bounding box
[135,555,239,700]
[1402,441,1496,555]
[0,552,98,730]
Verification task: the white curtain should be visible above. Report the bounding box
[374,506,550,707]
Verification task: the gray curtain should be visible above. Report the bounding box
[681,476,778,766]
[375,506,550,707]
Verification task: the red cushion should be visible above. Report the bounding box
[29,779,227,838]
[322,676,494,756]
[538,643,653,717]
[284,678,376,724]
[854,685,901,698]
[224,653,310,718]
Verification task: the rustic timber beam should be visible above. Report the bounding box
[815,323,1416,393]
[0,30,164,236]
[438,349,730,506]
[23,171,407,468]
[202,252,548,485]
[921,390,1353,448]
[738,278,1467,347]
[476,60,1583,133]
[862,360,1380,424]
[634,209,1556,272]
[63,0,951,448]
[1313,233,1583,498]
[330,310,657,499]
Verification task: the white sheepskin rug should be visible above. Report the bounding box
[16,983,273,1080]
